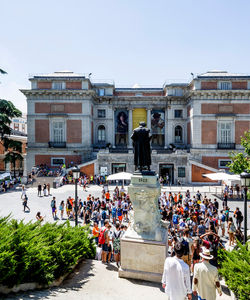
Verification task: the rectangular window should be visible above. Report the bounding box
[219,82,231,90]
[218,160,232,168]
[98,109,106,118]
[112,163,126,174]
[174,110,183,118]
[219,122,232,143]
[52,121,64,142]
[99,89,105,96]
[52,81,65,90]
[51,157,65,166]
[178,167,185,177]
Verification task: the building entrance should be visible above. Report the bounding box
[159,164,174,184]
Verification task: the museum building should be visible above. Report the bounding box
[21,70,250,183]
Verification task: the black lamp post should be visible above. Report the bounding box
[240,171,250,244]
[72,166,80,227]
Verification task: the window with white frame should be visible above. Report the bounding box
[98,109,106,118]
[218,159,232,168]
[219,122,232,143]
[52,81,65,90]
[219,81,231,90]
[98,125,106,143]
[52,121,65,142]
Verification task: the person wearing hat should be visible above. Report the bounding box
[192,247,222,300]
[162,241,192,300]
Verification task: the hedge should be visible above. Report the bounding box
[0,216,95,288]
[218,242,250,300]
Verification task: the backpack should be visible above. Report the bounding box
[173,215,178,225]
[113,231,121,252]
[51,200,55,208]
[181,238,189,255]
[102,210,107,220]
[221,214,226,222]
[99,228,107,245]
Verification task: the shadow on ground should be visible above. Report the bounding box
[2,260,95,300]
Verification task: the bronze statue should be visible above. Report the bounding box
[131,121,152,171]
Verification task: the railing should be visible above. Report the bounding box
[217,143,235,150]
[109,148,129,153]
[48,142,66,148]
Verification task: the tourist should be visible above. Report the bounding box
[92,222,100,245]
[59,201,64,219]
[47,183,51,195]
[162,242,192,300]
[117,205,123,224]
[99,220,109,263]
[228,216,236,246]
[37,184,42,197]
[51,197,57,219]
[111,202,117,224]
[234,207,243,229]
[43,183,47,197]
[191,237,201,274]
[21,185,26,200]
[112,222,122,267]
[219,210,226,237]
[36,211,44,222]
[192,247,222,300]
[23,195,30,212]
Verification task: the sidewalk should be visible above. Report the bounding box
[5,260,233,300]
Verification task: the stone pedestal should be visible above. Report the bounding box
[118,173,168,282]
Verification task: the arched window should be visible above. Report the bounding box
[175,125,183,143]
[98,125,105,143]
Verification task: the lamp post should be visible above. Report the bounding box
[240,171,250,244]
[72,166,80,227]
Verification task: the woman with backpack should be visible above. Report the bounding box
[112,223,122,267]
[228,217,236,246]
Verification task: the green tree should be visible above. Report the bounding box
[1,70,23,177]
[228,131,250,174]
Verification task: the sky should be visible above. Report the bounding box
[1,0,250,113]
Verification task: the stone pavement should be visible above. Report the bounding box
[4,259,233,300]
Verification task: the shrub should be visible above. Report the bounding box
[0,217,95,287]
[218,243,250,300]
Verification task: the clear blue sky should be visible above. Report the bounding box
[1,0,250,113]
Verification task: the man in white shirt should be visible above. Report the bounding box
[193,247,222,300]
[162,242,192,300]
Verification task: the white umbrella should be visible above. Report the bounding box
[203,172,240,181]
[107,172,132,181]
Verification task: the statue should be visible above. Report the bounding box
[131,121,152,171]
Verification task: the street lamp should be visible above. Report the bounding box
[72,166,80,227]
[240,171,250,244]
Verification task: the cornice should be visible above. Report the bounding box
[20,89,95,97]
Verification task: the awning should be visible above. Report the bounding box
[107,172,132,181]
[203,172,240,182]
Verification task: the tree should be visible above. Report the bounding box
[3,140,23,178]
[228,131,250,174]
[1,70,23,177]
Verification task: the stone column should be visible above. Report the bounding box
[147,108,151,131]
[164,107,168,148]
[128,108,133,148]
[112,108,116,148]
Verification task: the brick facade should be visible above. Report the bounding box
[80,163,94,177]
[202,156,230,169]
[66,120,82,143]
[232,81,247,89]
[201,120,217,144]
[201,81,217,90]
[201,103,250,114]
[66,81,82,89]
[37,81,52,89]
[35,120,49,143]
[35,103,82,114]
[235,121,250,144]
[191,164,216,182]
[35,155,81,167]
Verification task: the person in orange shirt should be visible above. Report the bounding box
[92,222,100,244]
[105,191,110,201]
[174,194,178,204]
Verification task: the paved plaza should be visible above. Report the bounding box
[0,183,248,300]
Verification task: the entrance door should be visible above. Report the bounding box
[159,164,174,184]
